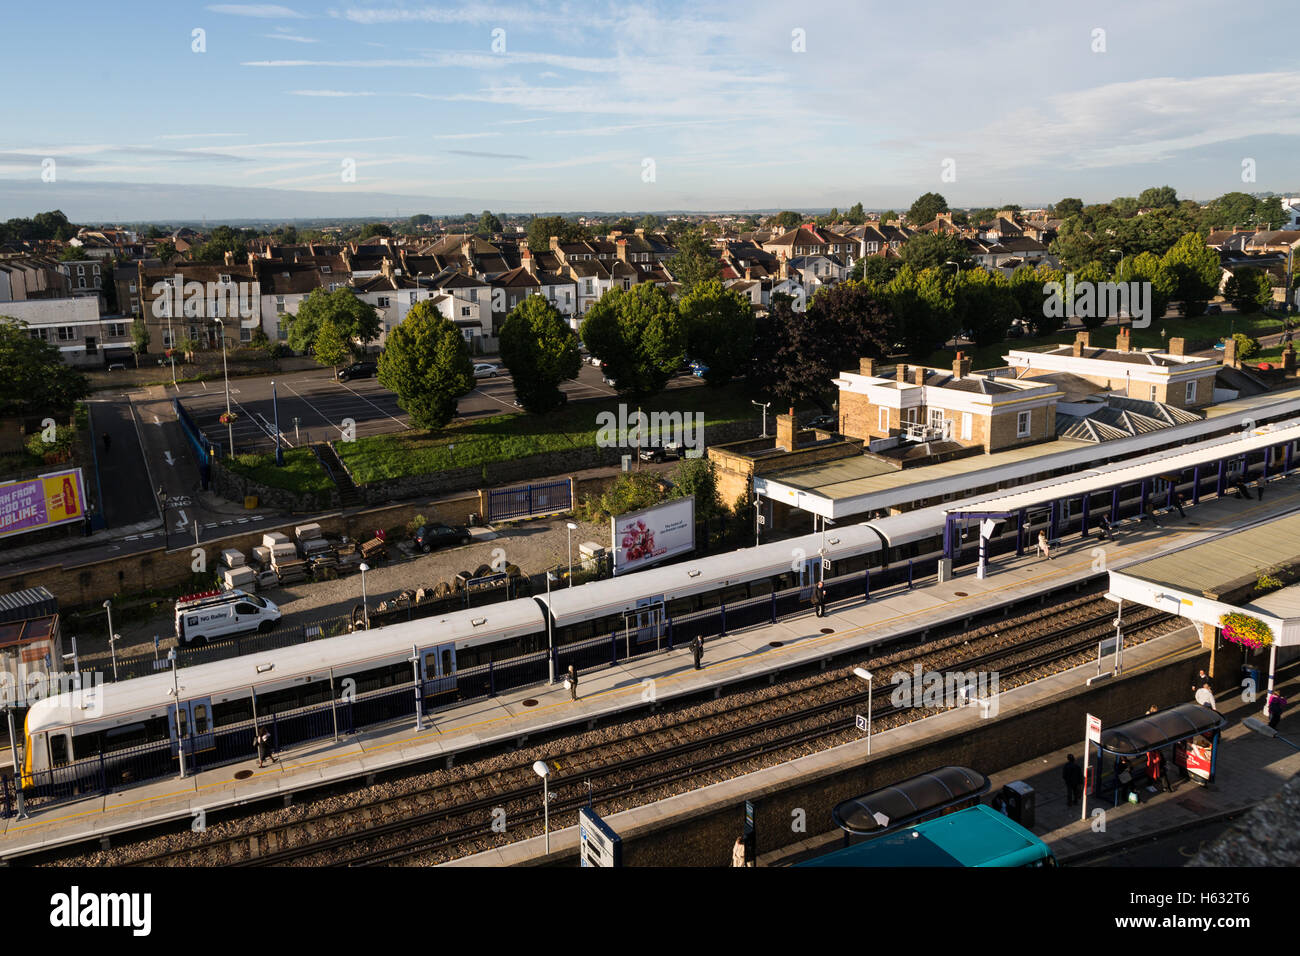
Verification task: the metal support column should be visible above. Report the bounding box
[1192,464,1201,505]
[1217,458,1225,497]
[1080,494,1090,538]
[1016,509,1025,557]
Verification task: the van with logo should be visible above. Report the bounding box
[174,589,282,644]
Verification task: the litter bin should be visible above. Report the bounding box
[1242,665,1262,696]
[1000,781,1036,829]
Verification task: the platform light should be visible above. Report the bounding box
[534,759,552,853]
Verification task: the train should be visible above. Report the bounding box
[22,415,1300,785]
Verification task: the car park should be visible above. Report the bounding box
[414,522,472,553]
[474,363,500,379]
[337,361,377,381]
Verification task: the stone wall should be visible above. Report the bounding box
[210,456,340,513]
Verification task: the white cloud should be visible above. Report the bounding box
[206,4,306,17]
[262,32,318,43]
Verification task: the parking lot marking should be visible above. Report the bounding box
[335,378,412,430]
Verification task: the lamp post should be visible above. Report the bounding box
[359,562,371,630]
[533,759,551,853]
[163,293,177,388]
[1244,716,1299,751]
[566,522,578,586]
[271,379,284,466]
[5,706,26,818]
[214,318,233,456]
[853,667,873,754]
[168,648,186,779]
[751,400,771,438]
[545,571,557,684]
[102,600,118,681]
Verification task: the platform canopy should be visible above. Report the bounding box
[831,765,989,835]
[1099,703,1227,756]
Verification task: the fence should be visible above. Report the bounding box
[487,479,571,522]
[3,556,940,818]
[173,399,212,488]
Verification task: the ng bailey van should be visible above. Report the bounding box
[174,589,282,644]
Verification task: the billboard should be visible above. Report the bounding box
[612,495,695,575]
[0,468,86,539]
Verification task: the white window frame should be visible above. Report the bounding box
[929,407,945,432]
[1186,381,1197,404]
[879,407,889,432]
[1149,385,1158,402]
[961,411,973,441]
[377,296,390,308]
[1016,410,1031,437]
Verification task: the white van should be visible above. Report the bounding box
[174,589,282,644]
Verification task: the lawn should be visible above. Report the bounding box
[335,383,766,484]
[224,447,336,496]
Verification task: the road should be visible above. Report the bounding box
[1074,813,1242,867]
[87,397,158,528]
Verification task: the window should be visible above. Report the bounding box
[377,297,390,308]
[129,282,137,293]
[320,265,332,274]
[961,411,973,441]
[585,279,593,294]
[929,407,944,432]
[28,328,47,340]
[50,734,69,767]
[77,277,86,289]
[1149,385,1158,402]
[879,407,889,432]
[219,273,231,284]
[275,296,285,312]
[77,265,85,276]
[84,337,97,354]
[130,297,139,314]
[1016,410,1031,437]
[107,323,126,337]
[194,704,209,734]
[240,326,251,343]
[1186,381,1197,404]
[623,280,631,290]
[461,306,471,316]
[565,291,571,304]
[94,277,101,288]
[56,326,76,341]
[277,324,287,341]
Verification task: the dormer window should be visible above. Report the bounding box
[320,265,331,274]
[219,273,231,284]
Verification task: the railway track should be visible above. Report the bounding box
[113,596,1177,867]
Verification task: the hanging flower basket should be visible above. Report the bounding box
[219,411,238,425]
[1219,612,1274,651]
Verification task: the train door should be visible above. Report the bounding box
[167,697,216,761]
[631,595,665,647]
[798,556,821,601]
[421,642,458,702]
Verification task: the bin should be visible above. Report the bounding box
[1000,781,1036,829]
[1242,665,1262,696]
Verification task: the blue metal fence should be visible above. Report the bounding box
[173,398,213,488]
[487,479,571,521]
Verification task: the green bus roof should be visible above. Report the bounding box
[798,805,1051,868]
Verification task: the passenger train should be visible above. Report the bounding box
[22,416,1300,784]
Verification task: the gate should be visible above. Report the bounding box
[174,398,212,488]
[487,479,571,521]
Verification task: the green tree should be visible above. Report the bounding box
[1233,332,1260,361]
[611,217,637,233]
[900,232,971,271]
[1028,263,1066,336]
[476,210,503,236]
[1119,251,1175,321]
[58,245,88,262]
[526,215,588,250]
[1054,198,1084,219]
[951,268,1018,346]
[153,240,177,263]
[665,230,720,295]
[1075,260,1111,330]
[358,222,392,239]
[845,202,867,225]
[499,295,581,414]
[1137,186,1179,208]
[906,192,948,226]
[879,210,898,225]
[0,320,89,418]
[580,284,684,396]
[851,256,902,286]
[1224,268,1274,313]
[638,214,661,231]
[130,319,150,366]
[408,214,434,230]
[678,280,755,387]
[312,315,353,373]
[191,225,249,263]
[669,456,723,520]
[1161,233,1221,316]
[377,301,474,429]
[770,211,802,231]
[284,287,381,355]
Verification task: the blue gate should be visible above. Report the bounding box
[487,479,571,521]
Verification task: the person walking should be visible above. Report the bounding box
[814,578,827,617]
[254,727,271,768]
[1266,689,1288,729]
[1037,530,1052,561]
[692,635,704,671]
[1063,753,1083,807]
[1096,514,1113,541]
[731,835,747,868]
[566,664,578,701]
[1172,492,1187,519]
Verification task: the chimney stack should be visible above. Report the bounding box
[775,407,797,452]
[952,351,970,380]
[1072,331,1090,357]
[913,367,926,387]
[616,238,628,262]
[1116,326,1132,353]
[1167,336,1185,357]
[1223,336,1239,369]
[860,357,876,376]
[223,250,235,266]
[380,256,394,280]
[896,363,908,383]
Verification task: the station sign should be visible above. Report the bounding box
[578,807,622,867]
[1086,713,1102,744]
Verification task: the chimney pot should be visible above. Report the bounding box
[952,351,966,380]
[1116,327,1132,353]
[1167,336,1185,357]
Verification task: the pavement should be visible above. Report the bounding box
[4,482,1298,860]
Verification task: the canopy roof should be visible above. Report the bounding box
[831,766,989,834]
[1099,702,1227,756]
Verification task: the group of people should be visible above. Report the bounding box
[562,635,708,703]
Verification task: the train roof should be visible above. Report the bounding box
[541,523,884,626]
[27,598,546,736]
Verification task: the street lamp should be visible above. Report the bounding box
[545,571,557,684]
[168,648,186,779]
[4,705,26,818]
[533,759,552,853]
[566,522,578,587]
[358,562,371,630]
[271,379,284,467]
[102,600,118,681]
[1244,716,1299,751]
[853,667,873,754]
[751,400,771,438]
[214,317,233,457]
[819,517,836,585]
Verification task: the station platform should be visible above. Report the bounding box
[4,476,1300,861]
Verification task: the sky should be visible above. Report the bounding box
[1,0,1298,222]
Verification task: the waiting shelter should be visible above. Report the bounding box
[831,765,989,845]
[1088,703,1226,807]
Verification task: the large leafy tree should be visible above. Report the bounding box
[845,202,867,225]
[377,301,474,429]
[499,295,581,414]
[884,266,956,356]
[0,321,89,419]
[1117,251,1175,321]
[476,210,503,236]
[1224,268,1274,314]
[1074,261,1112,330]
[284,287,381,355]
[191,225,252,263]
[668,456,723,520]
[130,319,150,365]
[769,211,802,231]
[951,268,1018,347]
[678,280,755,387]
[851,256,902,285]
[311,315,354,373]
[906,192,948,226]
[1161,233,1222,316]
[1026,263,1066,336]
[1053,198,1084,219]
[581,284,684,396]
[526,215,589,251]
[900,232,971,271]
[1137,185,1179,208]
[358,222,392,239]
[665,230,720,295]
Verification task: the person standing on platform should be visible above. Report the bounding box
[255,727,271,768]
[1267,689,1287,729]
[566,664,578,701]
[1037,530,1052,560]
[732,835,747,867]
[692,635,704,670]
[1195,682,1217,710]
[1063,754,1083,807]
[1192,668,1209,696]
[814,578,827,617]
[1172,492,1187,518]
[1147,749,1171,793]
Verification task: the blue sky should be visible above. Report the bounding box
[1,0,1298,221]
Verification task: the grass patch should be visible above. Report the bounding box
[336,383,763,484]
[224,447,336,496]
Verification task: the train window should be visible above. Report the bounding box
[50,733,69,767]
[176,708,188,738]
[214,699,253,727]
[194,704,209,734]
[747,579,773,598]
[697,590,721,610]
[441,649,454,675]
[721,584,749,605]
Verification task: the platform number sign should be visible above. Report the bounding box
[856,714,868,731]
[578,807,622,867]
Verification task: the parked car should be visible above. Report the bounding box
[414,522,471,553]
[473,363,500,379]
[804,414,836,431]
[588,355,604,367]
[106,362,127,371]
[1206,304,1222,315]
[338,361,377,381]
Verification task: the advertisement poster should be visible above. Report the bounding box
[0,468,86,539]
[612,496,695,575]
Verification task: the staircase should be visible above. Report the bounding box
[313,442,361,508]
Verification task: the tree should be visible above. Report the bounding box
[1119,251,1175,321]
[526,215,588,250]
[377,301,474,429]
[153,240,177,263]
[0,320,89,419]
[906,192,948,226]
[130,319,150,367]
[770,211,802,231]
[1232,332,1260,361]
[1224,268,1274,314]
[611,217,637,233]
[1054,198,1084,219]
[851,256,902,285]
[284,287,381,355]
[408,214,434,230]
[58,245,88,262]
[1161,233,1221,317]
[845,202,867,225]
[499,295,581,414]
[312,315,353,373]
[358,222,392,239]
[879,210,898,225]
[951,268,1018,346]
[191,225,249,263]
[476,210,503,236]
[638,214,661,231]
[1075,261,1111,330]
[900,232,970,272]
[1026,263,1066,336]
[1137,186,1179,208]
[668,456,723,520]
[580,284,684,396]
[678,281,755,387]
[665,230,720,295]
